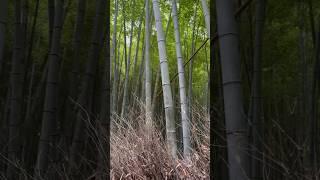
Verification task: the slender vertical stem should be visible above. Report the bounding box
[145,0,152,127]
[7,0,23,178]
[251,0,265,179]
[0,0,8,74]
[200,0,210,37]
[171,0,191,157]
[151,0,177,158]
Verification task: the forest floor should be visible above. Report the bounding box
[110,103,209,179]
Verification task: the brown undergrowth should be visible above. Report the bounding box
[111,103,209,179]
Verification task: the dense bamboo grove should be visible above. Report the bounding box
[212,0,320,179]
[0,0,110,179]
[110,0,210,169]
[0,0,320,179]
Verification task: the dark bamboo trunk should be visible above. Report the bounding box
[7,0,24,178]
[69,0,106,175]
[250,0,265,179]
[34,0,64,177]
[215,0,250,179]
[0,0,8,74]
[64,0,87,148]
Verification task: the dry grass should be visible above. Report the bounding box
[111,102,209,179]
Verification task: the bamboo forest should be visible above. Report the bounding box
[0,0,320,179]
